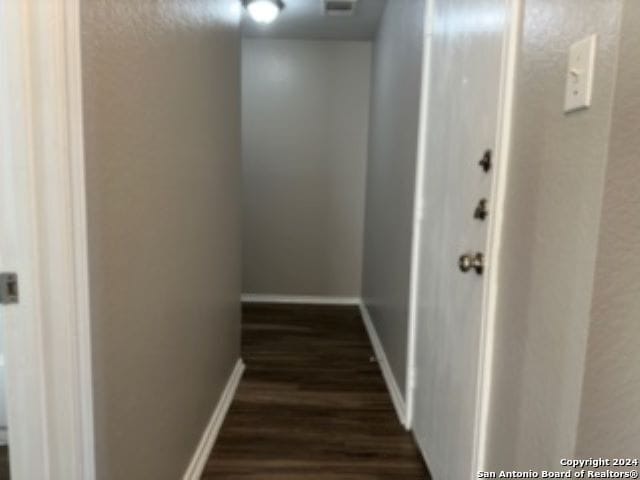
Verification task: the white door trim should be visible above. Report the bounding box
[0,0,96,479]
[471,0,521,475]
[405,0,436,429]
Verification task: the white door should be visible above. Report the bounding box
[411,0,513,478]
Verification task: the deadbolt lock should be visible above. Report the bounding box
[458,252,484,275]
[474,198,488,220]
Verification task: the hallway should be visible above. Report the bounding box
[3,0,640,478]
[202,303,428,479]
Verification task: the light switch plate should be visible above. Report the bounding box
[564,34,597,113]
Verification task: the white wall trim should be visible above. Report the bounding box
[1,1,96,479]
[471,0,521,475]
[182,359,245,480]
[359,302,409,429]
[241,294,360,305]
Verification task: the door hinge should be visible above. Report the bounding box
[409,366,417,392]
[0,273,19,305]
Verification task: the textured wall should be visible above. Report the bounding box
[485,0,623,470]
[241,39,371,297]
[81,1,242,478]
[361,0,424,396]
[576,0,640,459]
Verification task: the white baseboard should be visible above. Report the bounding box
[359,302,409,429]
[241,294,360,305]
[182,359,245,480]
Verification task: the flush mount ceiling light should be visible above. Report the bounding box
[243,0,285,24]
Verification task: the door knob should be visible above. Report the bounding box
[474,198,488,220]
[458,252,484,275]
[478,150,492,172]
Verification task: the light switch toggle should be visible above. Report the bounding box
[564,34,597,113]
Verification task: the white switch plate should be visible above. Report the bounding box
[564,34,597,113]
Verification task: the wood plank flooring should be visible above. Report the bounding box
[202,303,429,480]
[0,445,9,480]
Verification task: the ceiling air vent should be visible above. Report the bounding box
[324,0,358,16]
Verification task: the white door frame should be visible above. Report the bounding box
[405,0,521,476]
[0,1,95,479]
[471,0,521,474]
[405,0,436,431]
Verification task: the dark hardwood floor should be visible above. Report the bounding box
[202,303,429,480]
[0,445,9,480]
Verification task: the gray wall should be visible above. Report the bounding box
[361,0,424,396]
[485,0,624,470]
[241,39,371,297]
[81,1,242,478]
[576,0,640,458]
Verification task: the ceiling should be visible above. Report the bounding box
[241,0,387,41]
